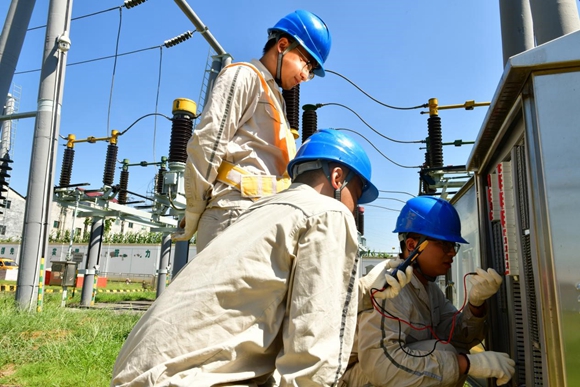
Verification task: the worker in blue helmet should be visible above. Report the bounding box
[113,129,413,385]
[172,10,332,252]
[340,196,516,386]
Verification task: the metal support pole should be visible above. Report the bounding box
[172,0,227,56]
[172,240,189,278]
[1,95,15,158]
[0,0,37,102]
[80,217,103,307]
[16,0,73,310]
[156,234,172,298]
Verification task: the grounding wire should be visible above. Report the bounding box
[326,69,428,110]
[106,7,123,136]
[320,103,424,144]
[335,128,421,169]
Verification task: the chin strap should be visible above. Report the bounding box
[275,40,299,87]
[321,161,354,202]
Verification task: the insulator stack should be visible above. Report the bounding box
[59,147,75,187]
[124,0,147,9]
[357,206,365,235]
[283,84,300,139]
[169,98,197,163]
[0,158,12,203]
[118,170,129,205]
[164,31,193,48]
[427,116,443,167]
[156,167,166,193]
[103,144,118,186]
[302,108,317,142]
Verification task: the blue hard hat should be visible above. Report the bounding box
[287,129,379,204]
[393,196,468,243]
[268,10,331,77]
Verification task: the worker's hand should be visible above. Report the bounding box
[171,211,201,241]
[466,351,516,385]
[468,267,502,307]
[374,259,414,300]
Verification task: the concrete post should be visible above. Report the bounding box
[529,0,580,45]
[499,0,534,66]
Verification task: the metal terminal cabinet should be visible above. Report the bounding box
[461,30,580,387]
[49,261,78,287]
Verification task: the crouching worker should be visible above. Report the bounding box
[111,129,413,386]
[340,196,516,386]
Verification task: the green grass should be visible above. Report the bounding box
[0,292,148,387]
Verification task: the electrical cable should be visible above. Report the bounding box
[106,7,123,136]
[335,128,421,169]
[370,272,479,357]
[365,204,399,212]
[379,189,416,198]
[119,113,172,135]
[321,103,424,144]
[326,69,428,110]
[26,6,121,31]
[152,46,163,163]
[377,197,407,204]
[14,46,160,75]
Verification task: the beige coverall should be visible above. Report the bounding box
[340,260,486,387]
[184,59,296,252]
[112,183,360,386]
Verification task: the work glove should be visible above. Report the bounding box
[373,258,414,300]
[466,351,516,386]
[468,267,503,307]
[171,211,201,242]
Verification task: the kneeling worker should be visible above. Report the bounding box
[111,129,412,386]
[340,196,516,386]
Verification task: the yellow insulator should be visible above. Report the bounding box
[172,98,197,116]
[290,128,299,140]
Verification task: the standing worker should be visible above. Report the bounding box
[112,129,413,386]
[340,196,516,386]
[171,10,332,251]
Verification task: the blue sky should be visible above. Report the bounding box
[1,1,504,252]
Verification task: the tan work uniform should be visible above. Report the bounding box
[185,59,296,252]
[340,260,486,387]
[112,184,360,387]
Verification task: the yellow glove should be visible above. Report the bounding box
[171,211,201,242]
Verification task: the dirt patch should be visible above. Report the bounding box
[0,363,16,379]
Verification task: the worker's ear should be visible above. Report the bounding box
[329,166,345,190]
[405,237,417,252]
[277,36,290,53]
